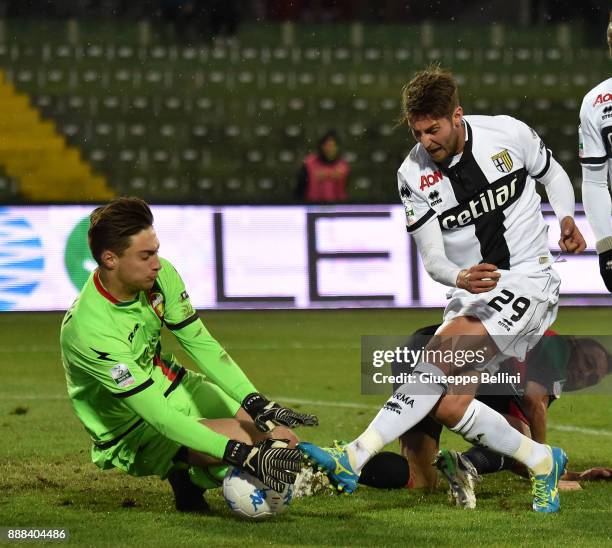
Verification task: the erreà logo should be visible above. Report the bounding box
[428,190,442,206]
[420,170,442,191]
[440,175,523,230]
[593,92,612,106]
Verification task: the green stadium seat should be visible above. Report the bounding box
[558,149,573,163]
[253,124,272,141]
[344,150,358,163]
[162,95,183,113]
[271,47,290,62]
[0,173,20,202]
[85,44,105,60]
[100,95,122,115]
[378,123,394,138]
[151,149,171,164]
[88,148,109,168]
[126,122,147,139]
[511,74,529,87]
[112,68,134,86]
[191,124,210,141]
[287,97,305,112]
[572,74,588,87]
[33,94,59,115]
[255,177,276,192]
[283,125,303,139]
[333,47,351,63]
[117,45,136,60]
[126,176,149,194]
[54,45,76,60]
[348,122,365,138]
[0,44,9,62]
[474,98,491,111]
[149,46,169,60]
[144,69,163,86]
[195,177,214,191]
[277,150,296,164]
[363,47,383,63]
[357,72,376,87]
[93,122,115,139]
[329,72,348,87]
[561,124,575,137]
[224,125,242,138]
[158,123,178,140]
[563,98,579,110]
[243,149,265,168]
[371,150,388,164]
[318,97,336,112]
[156,175,190,201]
[225,177,244,192]
[60,121,84,140]
[15,69,35,85]
[380,97,398,112]
[394,48,411,62]
[352,98,370,113]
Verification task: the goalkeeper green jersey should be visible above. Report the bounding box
[60,257,257,459]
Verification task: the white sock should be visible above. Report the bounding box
[451,399,552,475]
[346,363,446,474]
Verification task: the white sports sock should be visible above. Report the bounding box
[346,363,446,474]
[451,399,552,475]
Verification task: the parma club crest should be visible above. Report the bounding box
[491,149,513,173]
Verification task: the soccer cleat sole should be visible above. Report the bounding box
[301,453,357,495]
[434,450,478,510]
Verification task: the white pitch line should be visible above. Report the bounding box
[546,424,612,437]
[2,393,611,437]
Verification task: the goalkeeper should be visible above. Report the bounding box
[60,197,318,513]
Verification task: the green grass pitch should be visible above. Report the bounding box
[1,308,611,547]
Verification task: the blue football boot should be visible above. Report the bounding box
[531,446,568,513]
[298,441,359,494]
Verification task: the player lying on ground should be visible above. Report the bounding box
[60,197,318,513]
[579,12,612,292]
[358,326,612,508]
[299,65,586,512]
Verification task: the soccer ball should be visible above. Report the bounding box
[222,466,293,520]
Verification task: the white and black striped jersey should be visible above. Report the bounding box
[398,115,553,270]
[579,77,612,172]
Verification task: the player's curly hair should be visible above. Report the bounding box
[400,64,459,124]
[88,197,154,266]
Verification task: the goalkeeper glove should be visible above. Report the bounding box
[598,248,612,293]
[223,438,301,492]
[242,392,319,432]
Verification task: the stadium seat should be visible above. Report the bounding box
[85,44,105,60]
[60,122,84,140]
[277,150,296,166]
[116,45,136,60]
[329,72,348,87]
[112,68,135,86]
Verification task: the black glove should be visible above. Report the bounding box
[599,248,612,292]
[223,438,301,492]
[242,392,319,432]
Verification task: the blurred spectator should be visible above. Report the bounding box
[160,0,199,41]
[209,0,240,42]
[296,130,350,203]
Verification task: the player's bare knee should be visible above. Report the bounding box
[268,426,299,447]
